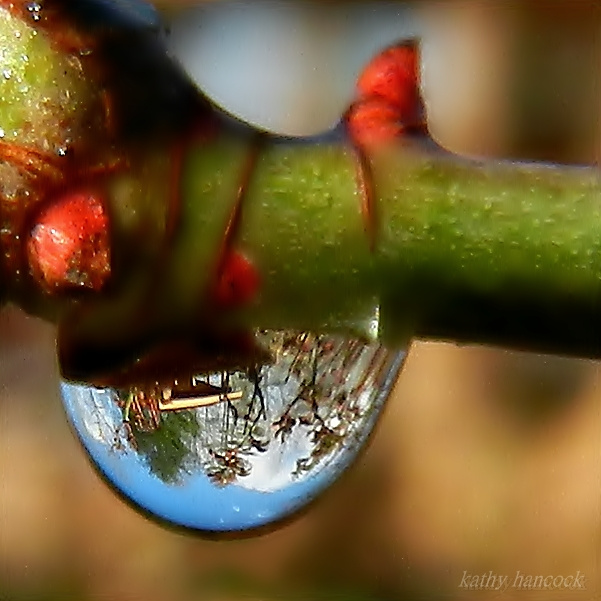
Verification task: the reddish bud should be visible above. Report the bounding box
[214,250,260,309]
[28,191,111,293]
[357,43,420,123]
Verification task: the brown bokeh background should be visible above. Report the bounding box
[2,1,601,600]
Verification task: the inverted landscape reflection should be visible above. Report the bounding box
[61,332,406,532]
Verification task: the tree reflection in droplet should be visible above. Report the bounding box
[61,330,406,533]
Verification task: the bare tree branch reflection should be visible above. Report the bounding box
[103,330,398,488]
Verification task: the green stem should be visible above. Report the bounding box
[187,134,601,357]
[3,3,601,369]
[65,131,601,363]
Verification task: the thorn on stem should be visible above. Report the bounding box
[345,40,425,249]
[213,250,260,309]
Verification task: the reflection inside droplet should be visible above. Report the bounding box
[61,330,406,533]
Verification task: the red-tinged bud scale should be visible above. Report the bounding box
[27,191,111,293]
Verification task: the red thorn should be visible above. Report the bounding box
[347,42,424,148]
[213,250,260,309]
[346,97,408,147]
[356,43,421,122]
[27,191,111,293]
[345,41,423,251]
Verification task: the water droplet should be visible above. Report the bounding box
[27,2,42,22]
[61,330,406,533]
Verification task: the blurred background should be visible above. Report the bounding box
[1,1,600,600]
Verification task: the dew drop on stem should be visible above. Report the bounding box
[60,329,406,532]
